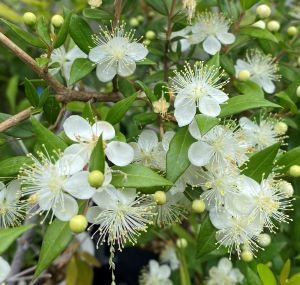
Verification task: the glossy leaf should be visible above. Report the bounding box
[280,259,291,285]
[239,27,278,43]
[54,8,72,48]
[276,146,300,173]
[24,79,39,107]
[82,8,112,21]
[89,135,105,173]
[257,264,277,285]
[43,96,60,124]
[69,58,95,85]
[195,114,220,136]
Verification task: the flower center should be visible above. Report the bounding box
[112,48,125,60]
[257,194,279,215]
[192,85,206,99]
[0,207,7,215]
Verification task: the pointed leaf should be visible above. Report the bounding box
[24,79,39,107]
[89,135,105,173]
[257,263,277,285]
[54,8,72,48]
[82,102,95,123]
[195,114,220,136]
[0,156,32,177]
[276,146,300,173]
[280,259,291,285]
[69,58,95,85]
[239,27,278,43]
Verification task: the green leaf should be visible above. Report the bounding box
[34,219,73,277]
[239,27,278,43]
[82,8,112,21]
[195,114,220,136]
[136,80,157,102]
[31,117,67,153]
[287,273,300,285]
[256,242,286,263]
[43,96,60,124]
[0,224,34,254]
[118,79,136,97]
[106,93,138,125]
[133,112,158,125]
[0,19,46,48]
[207,52,220,68]
[25,79,39,107]
[246,267,262,285]
[166,126,195,183]
[6,75,18,113]
[54,8,72,48]
[69,15,95,54]
[240,0,260,10]
[0,156,32,177]
[196,215,218,257]
[82,102,95,123]
[89,136,105,173]
[241,143,280,182]
[219,95,280,117]
[111,165,173,189]
[220,55,235,75]
[145,0,168,15]
[38,87,50,108]
[276,91,297,113]
[257,264,277,285]
[276,146,300,173]
[36,16,51,45]
[136,58,156,65]
[69,58,95,85]
[280,259,291,285]
[234,81,264,98]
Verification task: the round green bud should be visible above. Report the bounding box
[241,250,253,262]
[23,12,37,26]
[69,215,88,233]
[148,11,155,18]
[288,26,297,36]
[88,170,104,188]
[51,14,64,28]
[298,57,300,67]
[274,122,288,135]
[258,233,271,247]
[176,238,188,249]
[145,30,156,40]
[252,20,266,29]
[143,39,151,46]
[278,181,294,197]
[256,4,271,18]
[137,15,144,22]
[296,86,300,97]
[154,191,167,205]
[289,165,300,177]
[192,199,206,213]
[267,20,280,32]
[129,17,139,27]
[238,70,251,81]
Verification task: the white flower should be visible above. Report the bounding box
[88,0,102,9]
[89,24,148,82]
[20,151,84,222]
[188,123,248,169]
[0,257,11,283]
[191,12,235,55]
[130,130,174,171]
[160,243,179,271]
[206,258,244,285]
[170,62,229,126]
[0,180,25,228]
[171,27,192,52]
[182,0,196,23]
[49,46,87,83]
[139,260,173,285]
[63,115,134,166]
[76,232,95,256]
[234,49,279,93]
[86,187,155,249]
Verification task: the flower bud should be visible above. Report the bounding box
[143,39,151,46]
[153,97,170,115]
[129,17,139,27]
[23,12,37,26]
[176,238,188,249]
[69,215,88,233]
[153,191,167,205]
[137,15,144,22]
[258,233,271,247]
[256,4,271,18]
[267,20,280,32]
[145,30,156,40]
[252,20,266,29]
[274,122,288,135]
[287,26,297,36]
[296,86,300,97]
[278,181,294,197]
[88,170,104,188]
[241,250,253,262]
[238,70,251,81]
[88,0,102,9]
[28,193,38,204]
[298,57,300,67]
[51,15,64,28]
[192,199,206,213]
[289,165,300,177]
[148,11,155,18]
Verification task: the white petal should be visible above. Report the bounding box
[92,186,117,209]
[216,32,235,44]
[89,45,108,63]
[138,130,158,153]
[56,154,85,176]
[62,62,72,82]
[117,56,136,77]
[105,141,134,166]
[188,119,202,140]
[209,208,232,229]
[239,117,257,131]
[203,36,221,55]
[262,78,276,94]
[63,143,90,166]
[162,131,175,152]
[158,264,171,279]
[54,194,78,221]
[63,115,92,142]
[86,206,102,224]
[115,188,137,205]
[6,179,21,202]
[66,46,87,61]
[38,194,53,210]
[188,141,213,166]
[207,87,229,103]
[198,96,221,117]
[91,121,115,140]
[174,96,196,127]
[64,171,95,199]
[218,258,232,273]
[0,257,11,283]
[126,43,148,61]
[76,232,95,256]
[96,60,117,82]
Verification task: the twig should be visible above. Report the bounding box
[113,0,123,28]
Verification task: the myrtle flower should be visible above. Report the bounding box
[0,257,11,283]
[20,151,85,222]
[130,130,174,171]
[234,49,279,93]
[191,12,235,55]
[63,115,134,166]
[170,62,229,126]
[49,46,87,83]
[89,24,148,82]
[160,243,179,270]
[170,27,192,52]
[182,0,196,23]
[139,260,173,285]
[206,258,244,285]
[86,187,155,249]
[0,180,26,228]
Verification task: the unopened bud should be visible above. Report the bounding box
[274,122,288,135]
[252,20,266,29]
[51,14,64,28]
[176,238,188,249]
[143,39,151,46]
[192,199,206,213]
[256,4,271,18]
[23,12,37,26]
[296,86,300,97]
[137,15,144,22]
[88,170,104,188]
[145,30,156,40]
[287,26,297,36]
[129,17,139,27]
[289,165,300,177]
[238,70,251,81]
[69,215,88,233]
[267,20,280,32]
[278,181,294,197]
[258,233,271,247]
[28,193,38,204]
[154,191,167,205]
[88,0,102,9]
[241,250,253,262]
